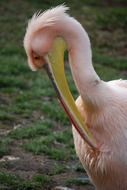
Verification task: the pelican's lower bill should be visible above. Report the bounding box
[44,37,97,149]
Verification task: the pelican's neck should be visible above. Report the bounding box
[59,17,100,103]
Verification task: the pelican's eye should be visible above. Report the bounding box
[31,51,46,70]
[33,54,41,60]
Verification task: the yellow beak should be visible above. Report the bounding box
[45,38,97,149]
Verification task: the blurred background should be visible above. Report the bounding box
[0,0,127,190]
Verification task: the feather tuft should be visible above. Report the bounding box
[24,5,69,50]
[27,5,69,34]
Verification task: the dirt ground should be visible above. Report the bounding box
[0,120,94,190]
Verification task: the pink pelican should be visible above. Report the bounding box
[24,5,127,190]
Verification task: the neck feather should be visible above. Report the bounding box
[56,17,100,103]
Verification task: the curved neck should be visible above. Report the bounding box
[57,17,100,103]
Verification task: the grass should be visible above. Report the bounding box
[25,141,67,160]
[33,174,52,187]
[24,130,75,161]
[66,177,91,186]
[0,172,52,190]
[0,0,127,189]
[41,100,69,125]
[96,8,127,30]
[49,163,66,175]
[10,120,52,139]
[0,138,12,157]
[54,130,73,144]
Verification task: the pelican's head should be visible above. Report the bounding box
[24,5,97,149]
[24,5,69,71]
[24,28,54,71]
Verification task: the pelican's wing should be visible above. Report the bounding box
[108,79,127,88]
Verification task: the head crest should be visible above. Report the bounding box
[27,5,69,34]
[24,5,69,51]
